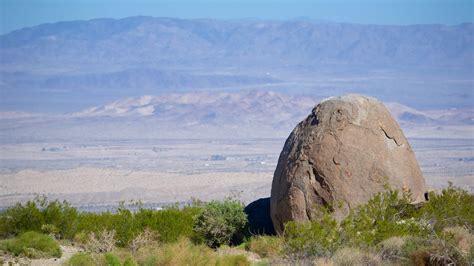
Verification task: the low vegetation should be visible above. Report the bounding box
[193,198,248,248]
[0,184,472,265]
[0,231,61,258]
[66,238,251,266]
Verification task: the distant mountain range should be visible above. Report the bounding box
[1,17,473,112]
[2,17,472,67]
[71,91,473,126]
[1,91,472,141]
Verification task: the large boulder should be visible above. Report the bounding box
[244,198,276,235]
[270,94,426,234]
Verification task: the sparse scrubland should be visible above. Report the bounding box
[0,184,472,265]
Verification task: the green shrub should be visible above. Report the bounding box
[0,201,43,237]
[193,198,248,248]
[143,255,158,266]
[76,205,138,247]
[0,197,78,239]
[123,256,138,266]
[216,254,251,266]
[247,235,284,258]
[135,206,200,243]
[419,183,474,230]
[340,190,429,247]
[283,210,340,258]
[0,231,61,258]
[41,223,60,237]
[75,204,201,247]
[66,253,96,266]
[104,253,122,266]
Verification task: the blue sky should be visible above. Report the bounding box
[1,0,473,34]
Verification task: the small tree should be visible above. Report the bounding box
[193,198,247,248]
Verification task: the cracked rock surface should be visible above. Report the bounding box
[270,94,426,234]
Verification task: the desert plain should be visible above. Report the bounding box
[0,137,472,211]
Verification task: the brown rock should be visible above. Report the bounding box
[270,94,426,234]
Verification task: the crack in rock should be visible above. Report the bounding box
[380,126,402,147]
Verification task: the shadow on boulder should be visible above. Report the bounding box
[244,197,276,236]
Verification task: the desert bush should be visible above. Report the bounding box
[128,228,157,254]
[104,252,122,266]
[0,231,61,258]
[143,255,158,266]
[123,256,139,266]
[340,190,430,247]
[84,230,116,253]
[283,210,340,258]
[155,237,218,265]
[0,197,78,239]
[443,226,473,252]
[401,234,471,266]
[247,235,284,258]
[76,204,201,246]
[40,197,78,239]
[77,204,140,247]
[376,236,406,262]
[146,237,252,266]
[135,206,200,243]
[72,231,88,248]
[66,252,96,266]
[419,183,474,230]
[41,223,60,238]
[216,254,251,266]
[331,247,382,266]
[110,205,139,247]
[193,198,248,248]
[441,226,474,264]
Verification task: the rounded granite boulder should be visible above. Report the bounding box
[270,94,426,234]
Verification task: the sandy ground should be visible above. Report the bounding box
[0,138,472,209]
[30,246,79,266]
[0,167,273,208]
[0,166,472,210]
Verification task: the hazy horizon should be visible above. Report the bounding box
[1,0,473,34]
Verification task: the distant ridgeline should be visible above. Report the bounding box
[0,17,472,112]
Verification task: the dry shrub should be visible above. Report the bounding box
[128,228,157,254]
[247,235,284,258]
[409,249,431,266]
[376,236,407,262]
[403,236,470,266]
[155,237,217,265]
[313,257,334,266]
[132,237,251,266]
[216,245,260,264]
[134,238,217,266]
[443,226,473,254]
[331,247,382,266]
[215,254,250,266]
[85,230,116,253]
